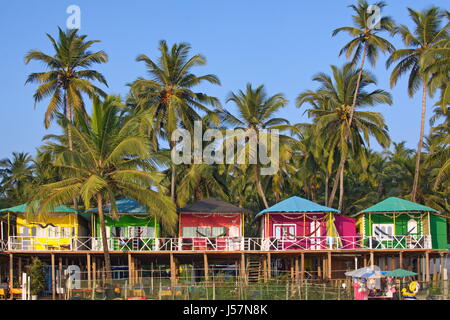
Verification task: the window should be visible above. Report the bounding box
[407,219,418,235]
[274,224,296,240]
[20,227,30,237]
[61,227,74,238]
[212,227,227,237]
[373,224,394,240]
[129,226,155,238]
[196,226,211,237]
[48,226,60,238]
[182,227,197,238]
[111,227,126,237]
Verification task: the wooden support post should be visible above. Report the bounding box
[432,257,437,281]
[328,252,332,280]
[18,258,22,285]
[203,253,209,282]
[439,253,444,281]
[92,256,97,287]
[399,251,403,269]
[267,253,271,281]
[322,256,327,279]
[87,254,91,289]
[391,255,395,270]
[300,253,305,283]
[262,255,268,283]
[295,256,299,282]
[58,256,63,298]
[9,253,13,289]
[363,255,367,267]
[425,252,430,283]
[290,258,294,282]
[417,255,421,281]
[370,251,374,267]
[128,253,133,286]
[317,257,322,279]
[240,253,246,284]
[51,254,56,300]
[170,253,177,287]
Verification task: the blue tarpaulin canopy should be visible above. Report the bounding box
[256,196,339,218]
[87,198,148,214]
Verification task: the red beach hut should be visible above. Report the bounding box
[178,198,250,250]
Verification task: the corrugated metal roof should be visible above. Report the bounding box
[256,196,339,217]
[178,198,251,214]
[359,197,437,214]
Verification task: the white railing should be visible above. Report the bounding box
[0,239,7,251]
[4,235,433,252]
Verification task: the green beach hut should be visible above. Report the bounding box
[85,198,160,251]
[355,197,447,249]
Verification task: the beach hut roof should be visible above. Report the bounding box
[0,203,78,214]
[178,198,251,214]
[87,198,149,214]
[256,196,339,218]
[359,197,438,214]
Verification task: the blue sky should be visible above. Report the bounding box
[0,0,447,159]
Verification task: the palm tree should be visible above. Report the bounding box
[130,40,221,202]
[25,27,108,150]
[0,152,34,204]
[331,0,395,206]
[297,64,392,210]
[217,84,292,208]
[386,7,449,201]
[32,96,177,278]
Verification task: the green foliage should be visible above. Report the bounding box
[29,257,46,296]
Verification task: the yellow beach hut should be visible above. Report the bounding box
[0,203,89,251]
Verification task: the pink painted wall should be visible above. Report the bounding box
[267,213,327,237]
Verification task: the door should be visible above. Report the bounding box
[274,224,296,249]
[310,220,322,250]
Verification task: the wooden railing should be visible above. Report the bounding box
[5,235,433,252]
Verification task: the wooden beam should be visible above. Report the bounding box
[170,253,177,287]
[328,252,332,280]
[51,253,56,300]
[87,254,91,289]
[203,253,209,281]
[300,253,305,283]
[425,252,430,283]
[9,253,13,289]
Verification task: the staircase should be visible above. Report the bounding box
[247,256,262,283]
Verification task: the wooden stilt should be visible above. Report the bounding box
[51,254,56,300]
[9,253,13,289]
[203,253,209,281]
[295,256,299,282]
[128,253,132,286]
[170,253,177,287]
[300,253,305,283]
[391,255,395,270]
[18,258,22,285]
[262,255,268,283]
[87,254,91,289]
[399,251,403,269]
[58,256,63,298]
[363,255,367,267]
[317,257,322,279]
[370,251,374,267]
[328,252,332,280]
[432,258,437,281]
[290,258,294,282]
[93,256,97,287]
[425,252,430,283]
[267,253,271,281]
[240,253,246,284]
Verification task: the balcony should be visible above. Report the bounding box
[4,235,433,252]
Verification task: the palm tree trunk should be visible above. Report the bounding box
[324,172,329,206]
[338,164,344,211]
[411,82,427,201]
[328,42,368,207]
[169,141,176,203]
[254,165,269,209]
[97,193,112,281]
[64,92,78,210]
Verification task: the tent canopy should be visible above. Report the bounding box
[359,197,438,214]
[0,203,78,214]
[178,198,251,214]
[385,269,417,277]
[256,196,339,218]
[345,266,381,278]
